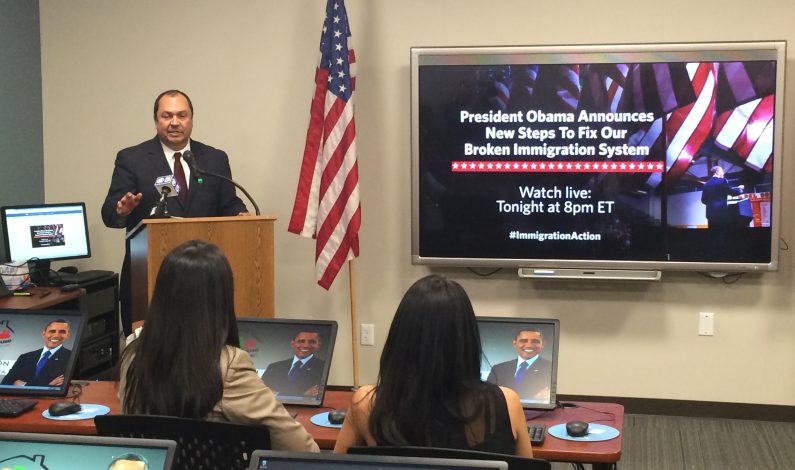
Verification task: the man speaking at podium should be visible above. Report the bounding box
[101,90,247,334]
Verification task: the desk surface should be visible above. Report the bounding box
[0,381,121,435]
[0,286,84,310]
[0,383,622,464]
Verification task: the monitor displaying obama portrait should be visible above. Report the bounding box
[0,309,84,397]
[237,317,337,406]
[477,316,560,410]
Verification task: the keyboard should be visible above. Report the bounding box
[527,423,546,445]
[0,398,38,417]
[54,270,114,285]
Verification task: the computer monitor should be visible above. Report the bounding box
[477,317,560,410]
[0,432,176,470]
[248,450,508,470]
[0,309,84,397]
[1,202,91,285]
[237,317,337,406]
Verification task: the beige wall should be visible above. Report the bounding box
[39,0,795,405]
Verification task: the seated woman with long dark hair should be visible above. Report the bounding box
[119,240,318,452]
[334,274,532,456]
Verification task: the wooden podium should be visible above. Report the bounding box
[127,215,276,323]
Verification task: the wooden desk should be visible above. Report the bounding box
[523,402,623,465]
[0,384,623,465]
[0,381,120,435]
[0,382,344,440]
[0,286,84,310]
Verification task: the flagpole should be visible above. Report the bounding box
[348,259,360,388]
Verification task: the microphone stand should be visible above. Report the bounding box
[150,187,173,218]
[194,170,261,216]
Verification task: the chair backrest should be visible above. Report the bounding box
[347,445,551,470]
[94,414,270,470]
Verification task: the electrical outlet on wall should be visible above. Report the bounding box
[360,323,375,345]
[699,312,714,336]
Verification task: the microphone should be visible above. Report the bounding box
[150,175,181,217]
[181,151,261,215]
[181,150,204,184]
[154,175,181,197]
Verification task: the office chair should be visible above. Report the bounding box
[347,445,551,470]
[95,414,270,470]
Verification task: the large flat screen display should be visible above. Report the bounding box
[411,41,784,275]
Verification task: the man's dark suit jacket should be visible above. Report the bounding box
[101,137,247,333]
[261,356,325,397]
[1,347,71,387]
[701,176,742,225]
[486,357,553,400]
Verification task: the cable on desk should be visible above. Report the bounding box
[1,258,32,272]
[557,402,616,424]
[69,382,84,404]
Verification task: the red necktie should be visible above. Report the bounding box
[173,152,189,205]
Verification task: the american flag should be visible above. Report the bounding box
[713,95,774,171]
[620,62,716,186]
[604,64,629,112]
[489,66,512,111]
[556,64,581,112]
[515,64,538,97]
[663,62,717,181]
[625,63,696,116]
[711,62,776,172]
[288,0,361,289]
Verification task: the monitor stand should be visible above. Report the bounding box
[28,259,52,286]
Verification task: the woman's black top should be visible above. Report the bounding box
[376,383,515,455]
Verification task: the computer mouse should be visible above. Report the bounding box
[327,409,347,425]
[48,400,82,417]
[60,283,80,292]
[565,420,589,437]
